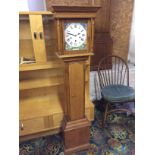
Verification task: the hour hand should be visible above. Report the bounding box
[76,32,81,36]
[67,33,76,37]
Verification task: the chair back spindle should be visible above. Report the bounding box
[98,55,129,89]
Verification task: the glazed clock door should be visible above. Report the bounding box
[63,21,88,51]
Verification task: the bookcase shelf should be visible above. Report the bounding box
[20,76,64,90]
[19,61,64,71]
[20,96,94,121]
[19,11,54,15]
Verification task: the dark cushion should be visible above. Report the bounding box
[101,85,135,102]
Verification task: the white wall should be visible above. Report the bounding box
[19,0,46,11]
[128,4,135,64]
[28,0,46,11]
[18,0,29,11]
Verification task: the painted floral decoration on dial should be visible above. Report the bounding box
[64,22,87,51]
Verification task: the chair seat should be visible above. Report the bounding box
[101,85,135,102]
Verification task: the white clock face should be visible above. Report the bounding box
[64,22,87,51]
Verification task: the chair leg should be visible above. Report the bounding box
[102,102,109,127]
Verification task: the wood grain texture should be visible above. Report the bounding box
[19,60,64,71]
[19,18,34,59]
[42,16,56,59]
[19,76,64,90]
[19,11,53,15]
[68,62,85,120]
[95,0,111,32]
[29,15,47,62]
[20,116,51,136]
[63,118,90,154]
[110,0,134,60]
[91,32,113,70]
[46,0,96,9]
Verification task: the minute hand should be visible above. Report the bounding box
[67,33,76,37]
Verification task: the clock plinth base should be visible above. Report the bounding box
[63,118,90,154]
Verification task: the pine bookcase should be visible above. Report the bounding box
[19,12,94,142]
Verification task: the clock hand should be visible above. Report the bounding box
[67,33,76,37]
[76,33,81,36]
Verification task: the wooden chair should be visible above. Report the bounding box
[97,55,135,126]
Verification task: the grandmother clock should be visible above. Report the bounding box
[52,5,100,154]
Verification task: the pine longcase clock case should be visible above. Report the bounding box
[51,5,100,154]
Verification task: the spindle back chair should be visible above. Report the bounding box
[97,55,135,126]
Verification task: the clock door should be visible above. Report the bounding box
[62,20,89,53]
[68,62,85,120]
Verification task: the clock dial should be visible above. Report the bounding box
[64,22,87,51]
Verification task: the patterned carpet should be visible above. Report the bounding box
[20,101,135,155]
